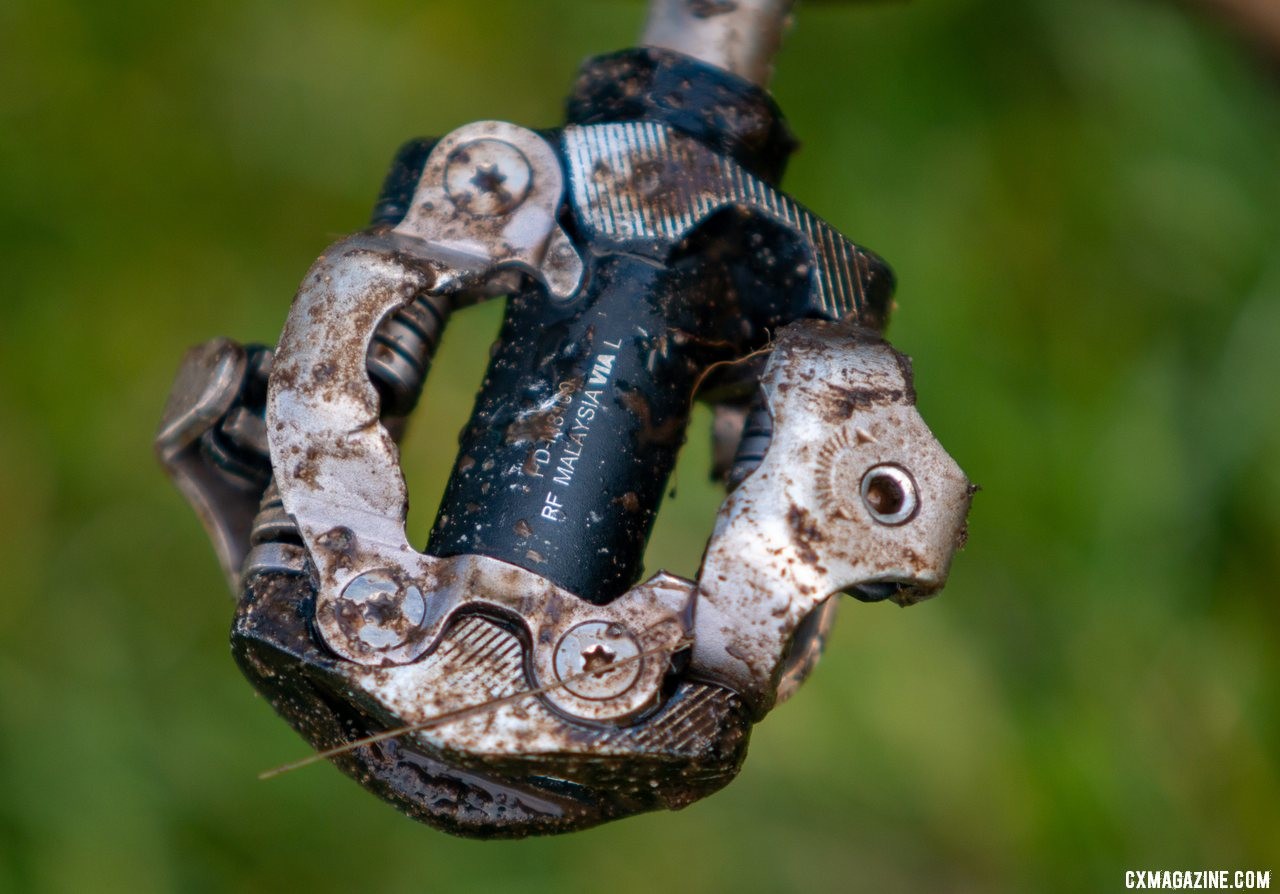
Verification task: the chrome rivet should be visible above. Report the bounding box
[859,464,919,526]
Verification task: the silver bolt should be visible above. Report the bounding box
[443,139,532,217]
[860,464,919,526]
[553,621,642,701]
[335,570,426,651]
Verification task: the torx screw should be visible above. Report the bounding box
[443,139,532,216]
[334,570,426,651]
[553,621,642,701]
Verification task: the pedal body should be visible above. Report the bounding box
[157,48,972,837]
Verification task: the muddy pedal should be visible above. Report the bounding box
[156,13,972,838]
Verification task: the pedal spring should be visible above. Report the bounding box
[726,393,773,491]
[367,292,451,417]
[249,478,299,546]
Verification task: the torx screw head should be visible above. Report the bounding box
[443,139,532,216]
[335,570,426,651]
[553,621,642,701]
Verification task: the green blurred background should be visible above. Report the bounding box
[2,0,1278,890]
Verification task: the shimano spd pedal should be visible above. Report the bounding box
[157,0,973,837]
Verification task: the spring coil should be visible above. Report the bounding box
[249,478,298,546]
[367,292,451,417]
[725,393,773,491]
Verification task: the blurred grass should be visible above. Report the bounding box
[1,0,1278,890]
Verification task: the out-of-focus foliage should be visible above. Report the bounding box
[1,0,1277,890]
